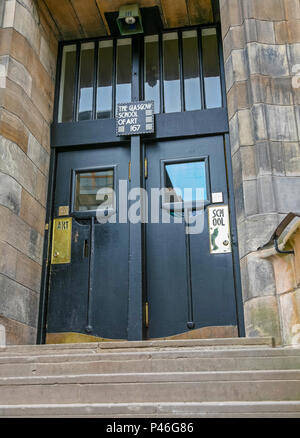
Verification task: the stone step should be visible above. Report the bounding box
[1,401,300,418]
[0,353,300,377]
[0,346,298,364]
[0,370,299,405]
[0,337,274,356]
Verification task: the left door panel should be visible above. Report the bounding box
[46,146,130,343]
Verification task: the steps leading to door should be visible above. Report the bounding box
[0,338,300,417]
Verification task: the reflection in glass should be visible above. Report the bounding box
[163,33,181,113]
[144,35,160,114]
[58,45,77,123]
[75,170,114,211]
[78,42,95,121]
[97,40,113,119]
[116,38,132,105]
[202,28,222,109]
[165,161,207,203]
[182,30,202,111]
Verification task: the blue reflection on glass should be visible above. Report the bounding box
[165,161,207,202]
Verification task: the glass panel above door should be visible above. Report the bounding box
[78,42,95,121]
[182,30,202,111]
[97,40,114,119]
[58,45,77,123]
[144,35,160,114]
[116,38,132,105]
[56,26,224,123]
[163,32,181,114]
[202,28,222,109]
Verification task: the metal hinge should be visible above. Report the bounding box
[144,158,148,179]
[45,223,49,231]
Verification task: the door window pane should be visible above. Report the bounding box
[144,35,160,114]
[202,28,222,109]
[78,42,95,121]
[116,38,132,105]
[58,45,77,123]
[182,30,202,111]
[75,169,114,212]
[97,40,113,119]
[165,161,207,203]
[163,32,181,113]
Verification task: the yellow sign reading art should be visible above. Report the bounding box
[51,217,72,264]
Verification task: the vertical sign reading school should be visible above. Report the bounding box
[116,101,155,136]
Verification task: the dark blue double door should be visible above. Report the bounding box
[46,135,240,341]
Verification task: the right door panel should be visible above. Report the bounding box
[145,136,238,339]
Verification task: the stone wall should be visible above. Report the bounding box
[0,0,58,344]
[220,0,300,344]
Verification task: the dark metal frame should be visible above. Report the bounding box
[37,23,245,343]
[54,24,224,124]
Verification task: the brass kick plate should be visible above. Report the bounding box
[51,217,72,264]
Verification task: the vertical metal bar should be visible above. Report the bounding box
[217,24,227,109]
[159,33,164,114]
[53,43,63,124]
[178,31,185,113]
[92,41,99,120]
[73,42,81,122]
[223,134,245,337]
[185,225,195,330]
[112,38,117,118]
[127,36,143,340]
[197,28,206,110]
[86,216,95,333]
[128,136,144,341]
[131,37,139,102]
[140,35,145,101]
[36,148,57,344]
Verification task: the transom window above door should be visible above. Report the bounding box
[57,26,223,123]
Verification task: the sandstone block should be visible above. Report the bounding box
[2,0,16,29]
[241,253,276,301]
[27,133,49,176]
[13,1,40,54]
[16,251,42,293]
[0,171,21,214]
[244,295,281,344]
[20,189,46,236]
[283,142,300,176]
[0,108,28,153]
[0,205,43,264]
[243,179,258,216]
[279,289,300,346]
[0,315,36,345]
[273,176,300,212]
[0,324,5,347]
[265,105,298,142]
[0,273,39,327]
[271,253,297,295]
[247,42,289,77]
[0,240,17,280]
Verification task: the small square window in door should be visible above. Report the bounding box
[164,160,208,210]
[75,169,114,212]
